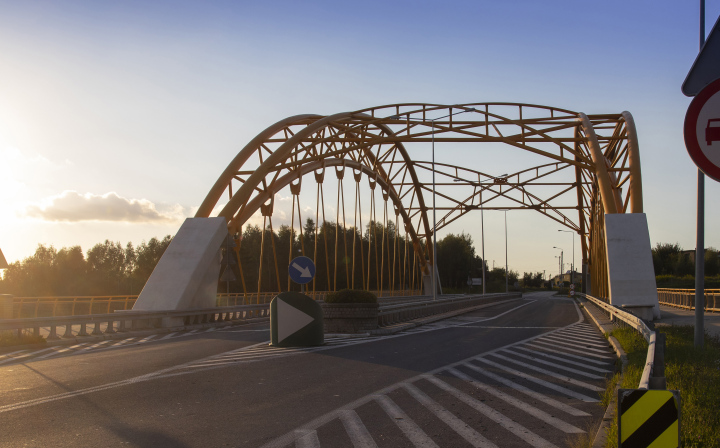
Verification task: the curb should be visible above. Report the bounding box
[0,317,270,354]
[577,297,626,448]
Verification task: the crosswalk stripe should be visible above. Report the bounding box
[374,394,439,448]
[537,336,613,354]
[512,346,612,373]
[403,383,498,448]
[295,430,320,448]
[423,375,559,448]
[527,341,614,360]
[489,353,604,391]
[473,358,599,402]
[542,333,609,348]
[501,349,605,379]
[461,362,591,417]
[160,332,178,340]
[338,410,378,448]
[447,368,584,434]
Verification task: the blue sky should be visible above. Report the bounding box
[0,0,718,277]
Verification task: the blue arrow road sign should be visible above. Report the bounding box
[288,256,316,284]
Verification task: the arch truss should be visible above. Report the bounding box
[196,103,643,300]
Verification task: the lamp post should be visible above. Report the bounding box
[499,209,510,293]
[558,230,575,286]
[393,107,475,301]
[553,246,564,284]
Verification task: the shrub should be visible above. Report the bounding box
[0,331,46,347]
[324,289,377,304]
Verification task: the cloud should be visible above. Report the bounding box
[23,191,186,223]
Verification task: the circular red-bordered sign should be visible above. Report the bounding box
[684,77,720,182]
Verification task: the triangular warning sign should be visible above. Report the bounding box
[684,15,720,96]
[277,298,315,343]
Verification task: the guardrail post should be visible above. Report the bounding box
[47,324,60,341]
[92,322,103,335]
[62,323,74,338]
[105,319,116,334]
[78,323,89,337]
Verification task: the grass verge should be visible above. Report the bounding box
[603,326,720,448]
[0,330,46,348]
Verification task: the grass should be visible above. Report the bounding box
[0,330,46,348]
[602,326,720,448]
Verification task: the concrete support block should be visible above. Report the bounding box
[604,213,660,320]
[132,217,227,312]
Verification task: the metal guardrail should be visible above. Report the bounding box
[657,288,720,312]
[0,304,270,341]
[1,292,519,343]
[578,293,656,389]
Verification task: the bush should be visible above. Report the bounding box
[0,331,46,347]
[324,289,377,304]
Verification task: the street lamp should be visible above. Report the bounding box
[500,209,510,293]
[558,229,575,286]
[553,246,564,283]
[393,107,476,301]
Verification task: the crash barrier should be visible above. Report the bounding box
[1,292,520,342]
[8,289,428,318]
[657,288,720,312]
[0,303,270,341]
[578,293,658,389]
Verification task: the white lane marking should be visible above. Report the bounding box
[461,362,590,417]
[136,335,158,344]
[0,350,27,359]
[0,349,50,365]
[512,346,613,373]
[473,358,599,402]
[489,353,604,392]
[529,340,614,359]
[452,325,564,329]
[403,383,498,448]
[500,349,605,379]
[339,409,378,448]
[543,333,609,348]
[446,368,584,434]
[35,343,88,360]
[225,329,270,333]
[538,336,613,354]
[203,328,217,333]
[295,430,320,448]
[523,343,613,365]
[374,394,439,448]
[160,332,178,340]
[423,375,559,448]
[80,340,112,351]
[108,338,136,348]
[559,327,602,337]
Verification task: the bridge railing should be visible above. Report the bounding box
[577,292,656,389]
[657,288,720,312]
[6,289,425,317]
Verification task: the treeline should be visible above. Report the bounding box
[652,243,720,288]
[1,219,527,297]
[0,237,172,296]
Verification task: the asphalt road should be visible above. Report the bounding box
[0,291,616,448]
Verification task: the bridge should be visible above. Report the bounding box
[0,103,672,447]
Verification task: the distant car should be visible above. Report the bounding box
[705,119,720,145]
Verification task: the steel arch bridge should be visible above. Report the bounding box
[195,103,643,301]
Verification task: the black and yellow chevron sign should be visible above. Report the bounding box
[618,389,680,447]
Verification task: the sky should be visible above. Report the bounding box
[1,0,719,279]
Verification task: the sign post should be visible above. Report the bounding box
[269,256,323,347]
